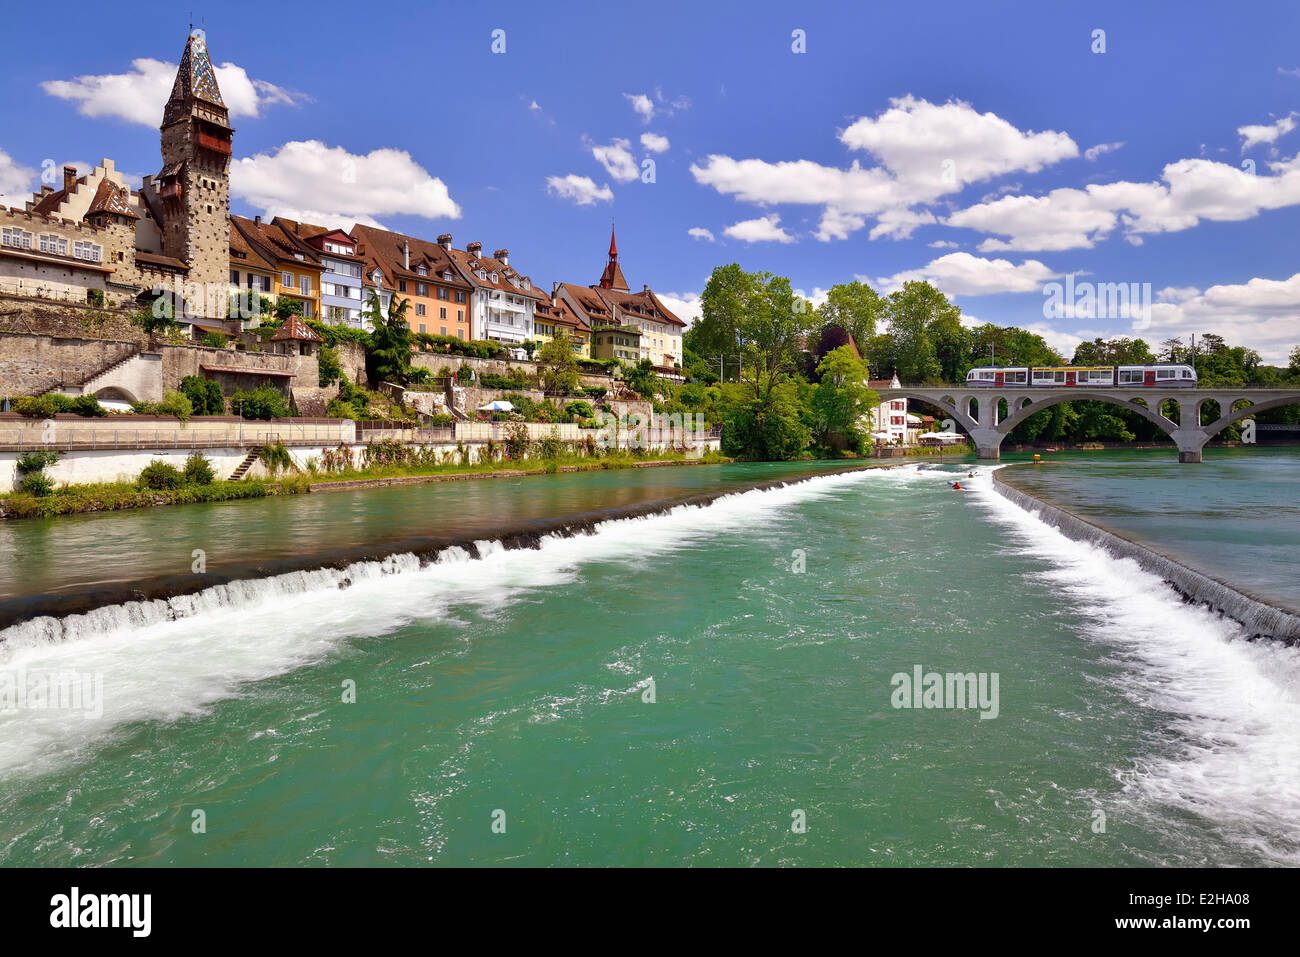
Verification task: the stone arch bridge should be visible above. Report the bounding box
[875,384,1300,462]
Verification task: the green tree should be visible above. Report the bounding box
[365,291,425,385]
[883,282,957,384]
[720,379,810,461]
[537,332,580,393]
[623,357,659,398]
[693,263,757,367]
[816,281,886,353]
[809,345,879,452]
[274,296,305,320]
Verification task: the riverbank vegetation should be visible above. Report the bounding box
[0,441,731,519]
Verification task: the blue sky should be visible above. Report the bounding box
[1,0,1298,361]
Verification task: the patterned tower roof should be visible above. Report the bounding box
[164,31,226,125]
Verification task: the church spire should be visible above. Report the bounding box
[598,223,629,291]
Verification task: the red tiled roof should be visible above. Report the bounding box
[87,179,139,219]
[269,315,323,342]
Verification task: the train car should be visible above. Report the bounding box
[965,367,1029,387]
[966,364,1198,388]
[1116,364,1197,387]
[1028,366,1115,387]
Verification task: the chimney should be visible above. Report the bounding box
[254,215,262,226]
[493,248,508,265]
[437,233,452,249]
[40,185,53,196]
[63,166,77,190]
[403,239,410,269]
[644,284,649,292]
[467,241,482,257]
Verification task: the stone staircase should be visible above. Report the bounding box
[227,447,263,481]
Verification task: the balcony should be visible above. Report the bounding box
[196,133,232,155]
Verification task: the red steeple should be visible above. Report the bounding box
[599,223,629,291]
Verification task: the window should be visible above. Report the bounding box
[443,270,452,280]
[437,287,449,300]
[1157,368,1174,379]
[457,329,465,340]
[455,291,466,304]
[416,283,427,297]
[73,241,101,262]
[3,227,32,249]
[398,280,407,293]
[439,307,446,319]
[230,269,240,284]
[283,272,293,288]
[417,265,428,276]
[250,274,269,292]
[416,304,426,316]
[40,234,68,255]
[300,275,311,294]
[457,310,464,321]
[419,324,426,333]
[440,326,447,336]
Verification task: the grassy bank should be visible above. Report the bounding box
[0,450,732,519]
[0,476,309,519]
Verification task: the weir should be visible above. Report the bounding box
[0,460,913,640]
[992,466,1300,643]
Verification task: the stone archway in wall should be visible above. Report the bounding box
[93,386,139,405]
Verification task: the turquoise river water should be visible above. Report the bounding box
[0,451,1297,866]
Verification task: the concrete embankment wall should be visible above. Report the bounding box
[992,466,1300,644]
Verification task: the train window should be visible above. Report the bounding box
[1157,369,1173,378]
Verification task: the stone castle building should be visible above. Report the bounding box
[0,30,232,323]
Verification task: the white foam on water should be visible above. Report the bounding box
[973,469,1300,864]
[0,466,886,778]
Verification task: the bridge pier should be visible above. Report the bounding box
[1178,449,1203,463]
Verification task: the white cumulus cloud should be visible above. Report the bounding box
[723,214,795,243]
[589,138,639,183]
[42,58,307,127]
[641,132,670,153]
[231,141,459,228]
[873,252,1061,296]
[692,95,1077,242]
[0,149,37,203]
[1084,141,1125,161]
[1238,113,1298,151]
[545,174,613,206]
[687,227,715,241]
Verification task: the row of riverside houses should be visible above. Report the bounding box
[0,29,686,378]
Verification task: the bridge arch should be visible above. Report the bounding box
[997,390,1178,437]
[1201,394,1300,440]
[880,391,979,436]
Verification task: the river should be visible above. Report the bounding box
[0,452,1297,866]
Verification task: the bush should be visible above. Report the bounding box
[180,376,225,416]
[183,452,215,485]
[17,473,56,497]
[70,394,108,417]
[258,442,293,475]
[503,421,531,461]
[537,427,565,460]
[201,331,228,349]
[86,289,105,306]
[13,395,60,418]
[16,449,62,474]
[138,459,184,490]
[230,385,290,420]
[131,391,194,423]
[427,413,455,427]
[564,400,594,421]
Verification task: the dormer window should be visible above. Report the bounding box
[294,253,304,260]
[443,270,452,280]
[417,264,428,276]
[477,269,487,280]
[489,273,498,283]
